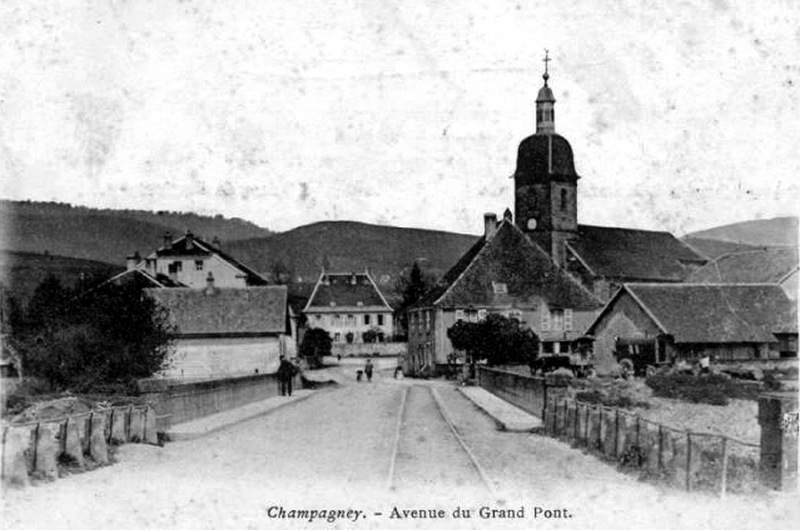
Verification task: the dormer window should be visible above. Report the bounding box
[492,282,508,294]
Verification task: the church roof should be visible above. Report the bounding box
[568,225,706,282]
[687,247,798,285]
[515,133,578,179]
[146,286,289,336]
[304,271,392,312]
[588,283,797,344]
[418,220,601,310]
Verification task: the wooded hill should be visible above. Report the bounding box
[224,220,479,287]
[0,200,272,265]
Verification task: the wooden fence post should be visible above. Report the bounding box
[598,407,603,449]
[658,425,663,471]
[636,416,641,448]
[615,409,620,457]
[686,432,692,492]
[720,437,728,498]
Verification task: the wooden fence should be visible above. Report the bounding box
[544,396,761,496]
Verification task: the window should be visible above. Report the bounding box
[168,261,183,274]
[492,282,508,294]
[425,311,430,331]
[377,314,384,326]
[334,314,341,321]
[364,314,371,325]
[315,315,321,320]
[564,309,573,331]
[455,309,465,322]
[552,309,564,331]
[334,332,341,342]
[541,309,551,331]
[194,260,204,271]
[560,189,568,211]
[347,314,355,325]
[542,341,555,354]
[509,310,523,322]
[477,309,487,321]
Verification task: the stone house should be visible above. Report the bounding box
[303,270,394,344]
[145,280,292,380]
[127,231,269,289]
[585,283,798,373]
[405,213,602,375]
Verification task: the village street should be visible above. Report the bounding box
[2,367,798,530]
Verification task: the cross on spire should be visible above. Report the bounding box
[542,49,551,85]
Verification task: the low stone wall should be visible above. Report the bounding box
[477,366,548,419]
[1,405,157,488]
[139,372,300,430]
[331,342,407,357]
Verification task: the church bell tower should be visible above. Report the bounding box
[514,51,579,267]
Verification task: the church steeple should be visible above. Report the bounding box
[535,50,556,134]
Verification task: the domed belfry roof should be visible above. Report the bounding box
[515,133,578,180]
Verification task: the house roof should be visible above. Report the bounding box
[144,233,269,286]
[105,268,186,288]
[588,283,797,344]
[419,220,602,311]
[146,286,288,335]
[687,247,799,285]
[567,225,706,281]
[304,271,392,312]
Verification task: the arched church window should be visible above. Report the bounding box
[560,188,568,211]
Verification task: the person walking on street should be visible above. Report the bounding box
[278,355,297,396]
[364,359,374,382]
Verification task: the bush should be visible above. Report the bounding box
[299,328,332,369]
[574,390,649,409]
[644,372,761,406]
[12,278,174,394]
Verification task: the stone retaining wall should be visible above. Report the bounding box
[1,405,157,488]
[138,372,301,430]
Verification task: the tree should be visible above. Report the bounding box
[394,261,435,336]
[299,327,332,369]
[13,280,175,393]
[447,313,539,374]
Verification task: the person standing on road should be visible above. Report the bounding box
[277,355,297,396]
[364,359,374,382]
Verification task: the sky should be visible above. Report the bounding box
[1,0,798,236]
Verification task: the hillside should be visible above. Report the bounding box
[685,217,798,248]
[681,237,761,261]
[0,200,272,265]
[0,250,124,306]
[225,221,479,288]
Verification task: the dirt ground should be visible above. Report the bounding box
[2,369,797,529]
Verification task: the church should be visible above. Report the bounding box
[513,55,706,301]
[405,55,707,375]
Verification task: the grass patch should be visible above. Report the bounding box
[645,373,760,406]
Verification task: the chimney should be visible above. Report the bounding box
[484,213,498,239]
[211,236,221,249]
[503,208,513,222]
[205,272,216,296]
[126,251,141,271]
[163,232,173,250]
